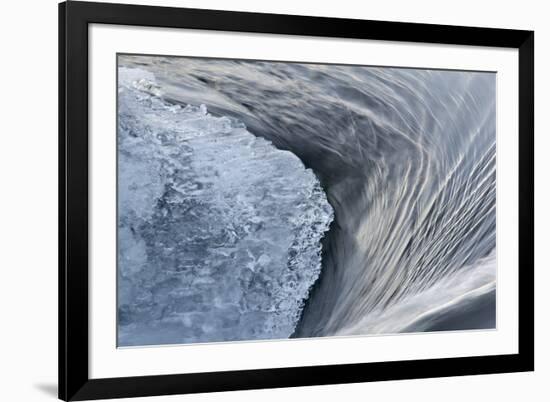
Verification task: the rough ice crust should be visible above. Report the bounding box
[117,67,334,346]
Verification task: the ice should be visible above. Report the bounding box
[117,67,334,346]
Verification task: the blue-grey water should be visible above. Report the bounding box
[117,55,496,346]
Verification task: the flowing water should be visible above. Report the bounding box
[117,54,496,345]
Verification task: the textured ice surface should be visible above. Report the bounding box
[117,67,334,346]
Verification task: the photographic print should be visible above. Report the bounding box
[117,54,496,347]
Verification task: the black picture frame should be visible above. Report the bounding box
[59,1,534,400]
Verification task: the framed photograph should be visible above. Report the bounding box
[59,1,534,400]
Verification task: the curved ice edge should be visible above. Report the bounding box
[117,67,334,345]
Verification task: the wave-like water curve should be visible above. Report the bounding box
[118,55,496,343]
